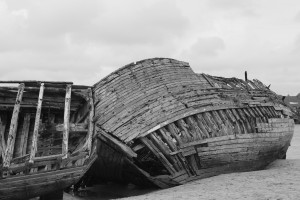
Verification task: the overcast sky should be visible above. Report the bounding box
[0,0,299,95]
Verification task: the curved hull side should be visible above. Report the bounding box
[0,155,96,200]
[134,116,294,187]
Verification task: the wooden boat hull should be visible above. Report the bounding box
[0,155,96,200]
[89,58,295,188]
[0,81,96,199]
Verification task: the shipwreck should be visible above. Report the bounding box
[0,58,295,199]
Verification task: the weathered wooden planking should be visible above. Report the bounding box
[93,58,213,142]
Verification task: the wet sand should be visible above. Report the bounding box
[65,125,300,200]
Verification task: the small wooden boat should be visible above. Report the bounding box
[88,58,294,188]
[0,81,97,200]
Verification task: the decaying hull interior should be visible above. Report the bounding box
[0,81,96,199]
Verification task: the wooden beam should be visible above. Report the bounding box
[0,114,7,159]
[3,83,24,168]
[97,127,137,158]
[29,83,44,163]
[0,86,87,94]
[39,123,88,133]
[19,114,31,156]
[140,137,176,175]
[0,80,73,84]
[202,74,215,87]
[62,84,72,159]
[87,88,94,154]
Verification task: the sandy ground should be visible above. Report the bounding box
[64,125,300,200]
[118,159,300,200]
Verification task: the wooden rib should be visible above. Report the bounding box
[185,116,203,140]
[242,108,256,133]
[264,107,274,117]
[246,107,256,118]
[149,133,180,171]
[236,109,252,133]
[202,112,219,137]
[165,124,183,146]
[193,115,210,138]
[267,106,278,118]
[195,114,212,138]
[156,130,187,172]
[254,107,267,122]
[211,111,228,136]
[176,119,193,142]
[158,128,178,151]
[3,83,24,168]
[29,83,44,163]
[257,107,270,121]
[62,84,72,159]
[169,122,188,143]
[224,109,242,134]
[140,137,177,175]
[19,114,31,156]
[260,107,272,118]
[87,88,94,154]
[217,110,234,135]
[231,109,247,134]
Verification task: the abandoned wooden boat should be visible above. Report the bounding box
[88,58,294,188]
[0,81,97,200]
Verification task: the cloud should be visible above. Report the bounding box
[70,0,189,45]
[0,0,190,86]
[207,0,258,17]
[188,37,225,56]
[295,11,300,21]
[0,0,300,96]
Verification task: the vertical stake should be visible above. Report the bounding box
[3,83,25,168]
[0,115,7,160]
[29,83,44,163]
[62,84,72,159]
[87,88,94,155]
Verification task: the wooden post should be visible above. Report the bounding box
[62,84,72,159]
[29,83,44,163]
[87,88,94,155]
[0,115,7,159]
[19,114,31,156]
[3,83,25,168]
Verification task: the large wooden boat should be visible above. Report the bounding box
[0,81,97,200]
[88,58,294,188]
